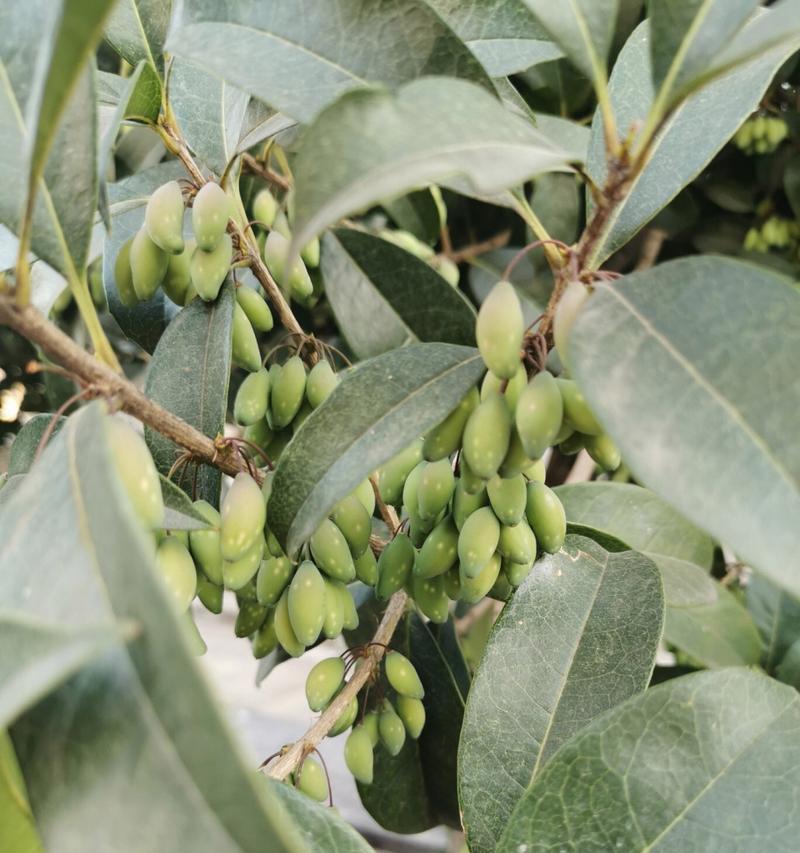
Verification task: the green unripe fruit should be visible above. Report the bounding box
[296,757,328,803]
[256,555,293,606]
[130,226,168,300]
[338,582,359,631]
[523,458,546,482]
[499,426,532,479]
[489,570,513,601]
[411,574,449,624]
[331,494,371,558]
[188,500,223,584]
[252,611,278,658]
[354,547,378,586]
[234,367,270,426]
[270,356,307,428]
[196,574,223,614]
[460,552,501,604]
[221,472,266,561]
[422,387,479,461]
[266,530,285,559]
[476,280,524,379]
[525,482,566,554]
[498,520,537,564]
[462,392,511,479]
[444,565,462,600]
[306,360,338,409]
[379,700,406,756]
[554,418,576,444]
[243,419,272,452]
[402,461,424,518]
[557,379,602,436]
[559,431,585,456]
[145,181,185,254]
[167,529,190,548]
[354,478,376,516]
[292,402,313,434]
[236,286,273,333]
[223,534,264,590]
[236,576,258,602]
[453,479,488,530]
[274,590,305,657]
[481,362,527,410]
[378,228,434,259]
[363,712,380,747]
[584,432,621,472]
[161,239,195,305]
[504,557,534,588]
[553,280,589,370]
[306,657,345,712]
[310,519,356,582]
[376,440,423,505]
[190,233,232,302]
[288,560,326,645]
[433,255,459,287]
[345,726,374,784]
[106,417,164,530]
[114,237,138,307]
[408,511,435,548]
[301,236,320,268]
[192,182,230,251]
[235,600,268,637]
[155,536,197,612]
[180,611,207,656]
[385,651,424,699]
[487,474,527,526]
[414,517,459,578]
[329,694,359,737]
[232,302,262,372]
[322,577,345,638]
[515,371,563,459]
[376,533,414,600]
[264,230,313,298]
[417,459,455,521]
[458,506,500,579]
[253,188,279,228]
[459,456,487,495]
[396,695,426,739]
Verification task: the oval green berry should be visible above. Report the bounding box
[379,700,406,756]
[487,474,527,526]
[196,574,223,614]
[460,552,501,604]
[274,590,305,657]
[363,711,380,747]
[130,226,168,301]
[235,600,268,638]
[385,651,424,699]
[322,577,345,638]
[414,517,459,579]
[525,482,566,554]
[310,519,356,582]
[270,356,307,429]
[584,432,621,472]
[305,657,345,712]
[553,279,589,371]
[453,479,488,531]
[162,239,195,306]
[296,757,328,803]
[145,181,185,254]
[498,520,537,564]
[345,726,374,784]
[288,560,325,646]
[223,534,264,590]
[376,440,423,506]
[252,187,279,228]
[329,694,359,737]
[192,182,229,251]
[459,456,487,495]
[190,233,232,302]
[504,557,534,588]
[106,417,164,530]
[417,459,455,522]
[476,280,524,379]
[188,500,223,585]
[376,533,414,601]
[457,506,500,579]
[462,392,511,479]
[354,547,378,586]
[221,472,266,561]
[481,362,527,410]
[515,371,564,460]
[251,611,278,659]
[422,387,479,461]
[234,367,270,427]
[306,360,337,409]
[411,574,449,624]
[396,695,426,739]
[114,237,138,307]
[256,555,293,606]
[264,230,313,298]
[330,494,371,558]
[556,378,602,436]
[232,302,262,372]
[236,286,273,333]
[155,536,197,611]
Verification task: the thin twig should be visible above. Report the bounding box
[634,228,667,271]
[444,229,511,264]
[241,153,291,191]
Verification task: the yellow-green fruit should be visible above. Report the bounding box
[223,534,264,589]
[288,560,325,645]
[192,182,230,251]
[489,571,513,601]
[232,302,262,372]
[553,280,589,370]
[481,362,527,411]
[234,367,270,427]
[301,236,320,268]
[322,577,345,638]
[385,651,424,699]
[167,529,190,548]
[363,712,380,747]
[354,478,376,516]
[188,500,223,585]
[267,531,285,558]
[422,387,479,461]
[444,565,462,600]
[487,474,527,526]
[499,426,532,479]
[162,239,195,305]
[498,520,537,564]
[306,657,345,712]
[402,461,424,518]
[106,417,164,530]
[329,695,359,736]
[376,533,414,601]
[379,700,406,756]
[523,458,546,482]
[584,433,621,472]
[378,228,435,259]
[417,459,455,521]
[236,286,273,333]
[559,431,585,456]
[345,726,374,784]
[235,600,268,637]
[354,547,378,586]
[296,757,328,803]
[554,419,575,444]
[433,255,459,287]
[408,511,435,548]
[181,611,207,656]
[338,582,359,631]
[396,695,426,739]
[462,392,511,479]
[306,360,337,409]
[459,456,487,495]
[252,611,278,659]
[457,506,500,579]
[411,574,449,624]
[264,230,313,298]
[504,557,534,588]
[557,379,602,436]
[414,517,459,578]
[526,482,566,554]
[155,536,197,611]
[460,552,501,604]
[274,590,305,657]
[453,479,488,530]
[256,555,293,606]
[130,226,168,300]
[515,371,564,460]
[236,576,258,602]
[243,419,272,452]
[270,356,307,428]
[145,181,185,254]
[310,519,356,582]
[331,494,371,558]
[253,188,279,228]
[221,472,266,561]
[476,280,524,379]
[376,440,423,505]
[190,233,232,302]
[114,237,138,307]
[196,574,223,614]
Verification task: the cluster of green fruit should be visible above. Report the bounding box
[378,226,459,287]
[733,114,789,155]
[743,215,800,254]
[299,651,426,793]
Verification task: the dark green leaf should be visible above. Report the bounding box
[499,668,800,851]
[0,732,42,853]
[269,343,484,554]
[8,414,65,476]
[144,283,234,509]
[776,639,800,688]
[570,257,800,598]
[382,188,442,244]
[746,575,800,673]
[165,0,491,124]
[105,0,172,72]
[320,229,476,359]
[459,534,663,853]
